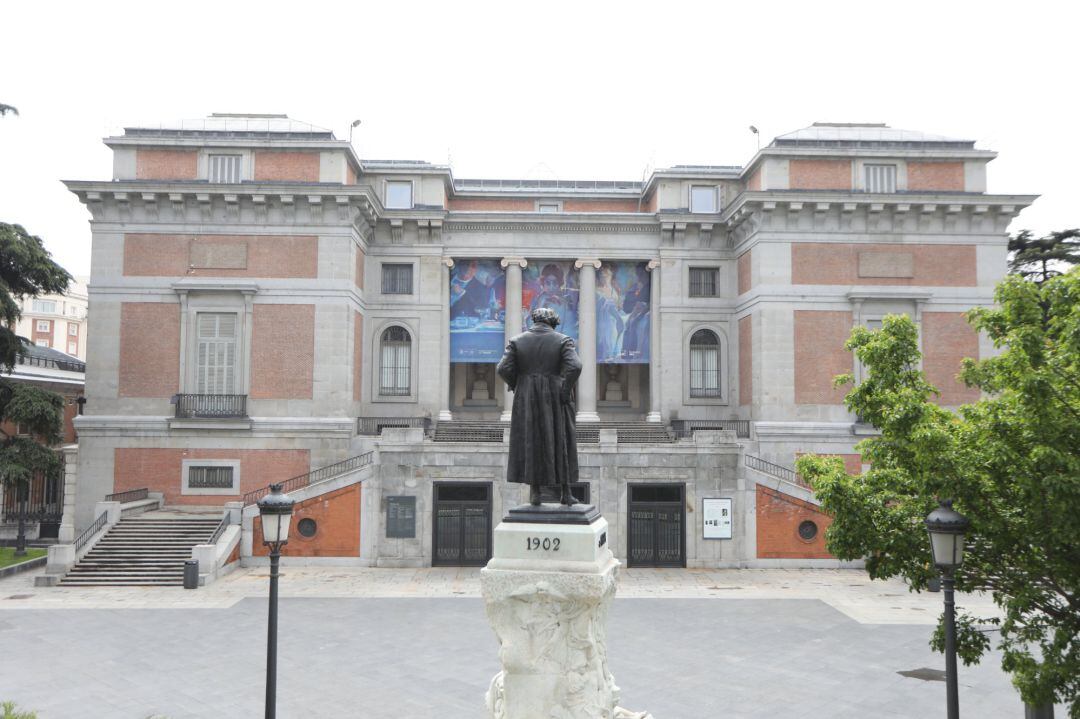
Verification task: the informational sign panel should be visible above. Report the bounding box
[450,259,506,363]
[386,496,417,539]
[596,261,650,364]
[522,260,579,343]
[702,498,733,539]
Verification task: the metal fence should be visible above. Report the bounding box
[105,488,148,504]
[671,420,751,439]
[1,465,64,522]
[357,416,430,436]
[17,353,86,373]
[744,454,810,489]
[74,511,108,553]
[174,394,247,419]
[242,451,375,506]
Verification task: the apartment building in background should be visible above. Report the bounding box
[15,276,89,360]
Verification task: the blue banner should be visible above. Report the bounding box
[523,260,579,343]
[450,259,505,363]
[597,261,650,364]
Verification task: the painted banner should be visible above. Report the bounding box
[596,261,650,364]
[450,259,506,363]
[522,260,579,343]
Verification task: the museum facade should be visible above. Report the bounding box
[64,115,1035,568]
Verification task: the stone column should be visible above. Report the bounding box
[439,257,455,422]
[57,445,79,543]
[646,259,662,423]
[500,258,527,422]
[574,258,601,422]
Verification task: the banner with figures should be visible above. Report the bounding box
[449,259,506,363]
[522,260,580,343]
[596,261,650,364]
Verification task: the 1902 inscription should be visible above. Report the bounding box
[525,537,560,552]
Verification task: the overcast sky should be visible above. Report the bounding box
[2,0,1076,277]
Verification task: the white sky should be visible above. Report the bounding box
[2,0,1076,277]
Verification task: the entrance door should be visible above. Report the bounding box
[627,483,686,567]
[432,482,492,566]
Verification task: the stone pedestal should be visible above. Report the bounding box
[481,507,652,719]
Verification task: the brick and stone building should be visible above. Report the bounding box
[62,114,1035,569]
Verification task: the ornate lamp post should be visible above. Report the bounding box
[925,499,970,719]
[257,484,295,719]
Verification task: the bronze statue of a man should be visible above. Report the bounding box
[497,307,582,506]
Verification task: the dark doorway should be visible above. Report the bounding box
[627,483,686,567]
[432,482,492,566]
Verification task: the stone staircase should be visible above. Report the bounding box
[432,420,674,444]
[59,515,221,587]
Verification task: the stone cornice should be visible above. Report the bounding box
[445,212,658,234]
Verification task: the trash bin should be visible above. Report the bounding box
[183,560,199,589]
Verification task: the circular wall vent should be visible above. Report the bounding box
[798,520,818,541]
[297,517,317,538]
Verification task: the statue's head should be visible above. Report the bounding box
[531,307,561,328]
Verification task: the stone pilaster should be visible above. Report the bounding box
[646,258,662,423]
[574,259,601,422]
[57,445,79,543]
[500,258,527,422]
[439,257,455,422]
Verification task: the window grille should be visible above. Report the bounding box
[689,329,721,398]
[382,264,413,294]
[385,181,413,209]
[380,326,412,396]
[690,186,718,213]
[196,313,237,395]
[864,164,897,193]
[209,154,242,183]
[32,300,56,313]
[688,268,719,297]
[188,466,235,489]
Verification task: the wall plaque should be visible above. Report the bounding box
[702,498,732,539]
[858,251,914,278]
[190,240,248,269]
[386,495,416,538]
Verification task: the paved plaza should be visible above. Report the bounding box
[0,566,1046,717]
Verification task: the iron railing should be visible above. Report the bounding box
[74,511,108,553]
[744,454,810,489]
[242,451,375,506]
[17,353,86,373]
[1,466,64,522]
[105,488,148,504]
[671,420,751,439]
[174,394,248,419]
[357,416,431,436]
[207,514,230,545]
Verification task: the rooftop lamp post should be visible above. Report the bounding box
[257,484,295,719]
[925,499,970,719]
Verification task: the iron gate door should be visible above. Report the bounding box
[432,482,492,566]
[627,483,686,567]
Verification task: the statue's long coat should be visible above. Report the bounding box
[496,323,582,488]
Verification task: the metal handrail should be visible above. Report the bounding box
[207,514,230,545]
[744,454,810,489]
[173,394,248,419]
[74,511,108,553]
[242,451,375,507]
[105,488,148,503]
[17,353,86,373]
[357,416,430,436]
[671,420,751,439]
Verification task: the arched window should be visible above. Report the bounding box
[379,326,411,396]
[689,329,721,398]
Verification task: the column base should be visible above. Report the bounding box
[576,411,600,423]
[438,409,453,422]
[645,411,662,423]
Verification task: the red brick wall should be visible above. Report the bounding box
[789,159,851,190]
[562,199,640,212]
[32,319,52,346]
[794,310,853,405]
[135,149,198,180]
[123,234,318,278]
[908,161,965,192]
[114,448,310,506]
[353,311,363,402]
[739,315,752,407]
[737,250,751,295]
[253,151,320,182]
[641,193,657,212]
[354,247,365,290]
[118,303,180,397]
[253,484,361,557]
[346,163,357,185]
[756,485,834,559]
[791,243,978,287]
[746,166,762,191]
[922,312,981,405]
[249,304,315,400]
[448,198,645,212]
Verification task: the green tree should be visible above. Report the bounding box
[796,273,1080,715]
[0,223,71,369]
[0,104,17,117]
[1008,228,1080,284]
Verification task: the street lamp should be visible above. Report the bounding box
[925,499,970,719]
[257,484,295,719]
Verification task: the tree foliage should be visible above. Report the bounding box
[0,222,71,370]
[1009,228,1080,284]
[0,104,17,117]
[796,272,1080,714]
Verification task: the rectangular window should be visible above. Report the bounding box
[209,154,243,184]
[67,341,78,355]
[690,186,717,213]
[196,313,237,395]
[381,263,414,294]
[35,339,49,348]
[689,347,721,397]
[688,268,719,297]
[188,465,235,489]
[32,300,56,313]
[68,323,79,337]
[537,202,560,213]
[36,320,51,332]
[385,181,413,209]
[864,164,897,193]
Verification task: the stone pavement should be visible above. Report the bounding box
[0,566,1048,717]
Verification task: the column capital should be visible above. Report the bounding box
[500,257,528,269]
[646,259,661,271]
[574,258,602,270]
[441,257,455,269]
